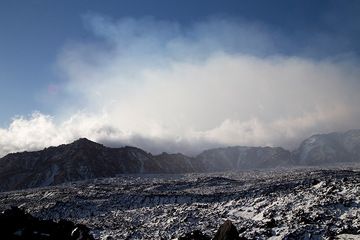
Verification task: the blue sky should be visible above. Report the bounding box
[0,0,360,155]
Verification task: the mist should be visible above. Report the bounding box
[1,15,360,157]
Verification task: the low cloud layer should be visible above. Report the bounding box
[1,16,360,157]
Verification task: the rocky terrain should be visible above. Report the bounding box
[1,129,360,192]
[0,167,359,239]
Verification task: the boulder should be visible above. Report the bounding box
[0,206,95,240]
[213,220,241,240]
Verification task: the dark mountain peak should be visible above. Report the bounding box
[69,138,104,149]
[72,137,98,145]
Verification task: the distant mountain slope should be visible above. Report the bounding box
[292,129,360,165]
[153,152,197,173]
[0,139,292,191]
[1,129,360,191]
[196,146,291,172]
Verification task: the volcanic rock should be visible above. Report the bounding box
[213,220,241,240]
[0,206,94,240]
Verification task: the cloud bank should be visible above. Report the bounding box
[1,16,360,157]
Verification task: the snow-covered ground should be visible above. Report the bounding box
[0,166,359,239]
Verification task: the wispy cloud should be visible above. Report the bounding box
[1,15,360,157]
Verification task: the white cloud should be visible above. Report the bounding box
[1,16,360,157]
[0,112,118,155]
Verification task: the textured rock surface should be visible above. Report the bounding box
[213,220,241,240]
[0,167,359,239]
[178,230,211,240]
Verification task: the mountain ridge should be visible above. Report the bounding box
[1,129,360,191]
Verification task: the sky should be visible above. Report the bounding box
[0,0,360,156]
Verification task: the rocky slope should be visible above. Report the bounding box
[293,129,360,165]
[0,138,197,191]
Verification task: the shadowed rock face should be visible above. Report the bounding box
[0,206,94,240]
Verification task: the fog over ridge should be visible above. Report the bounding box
[1,15,360,157]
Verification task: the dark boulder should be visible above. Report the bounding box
[178,220,243,240]
[178,230,211,240]
[0,206,95,240]
[213,220,241,240]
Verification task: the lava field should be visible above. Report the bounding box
[0,167,359,239]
